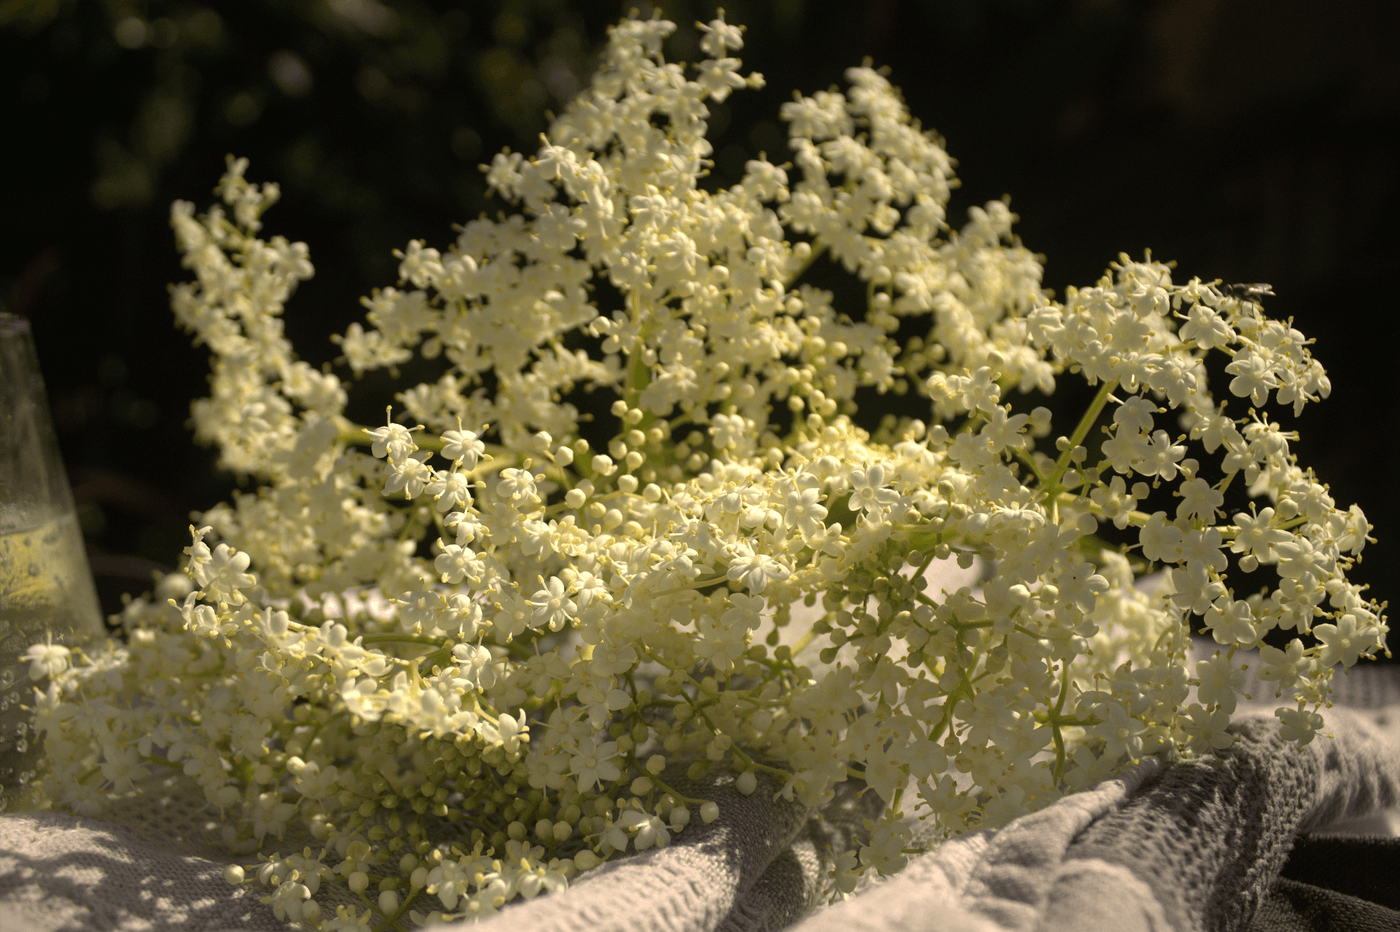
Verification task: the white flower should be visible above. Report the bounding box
[99,743,147,794]
[617,808,670,850]
[24,641,71,680]
[847,464,900,522]
[37,11,1385,917]
[1179,303,1235,349]
[1205,596,1261,648]
[1055,563,1110,614]
[441,428,485,468]
[726,545,790,594]
[784,487,828,541]
[1276,705,1324,746]
[1138,429,1187,480]
[698,15,744,57]
[695,57,749,102]
[1230,507,1291,563]
[186,529,254,605]
[425,858,472,911]
[366,418,415,462]
[1176,477,1224,523]
[1183,702,1236,752]
[425,468,473,512]
[1093,703,1147,761]
[1313,614,1377,668]
[495,467,537,502]
[569,736,622,791]
[528,577,576,632]
[383,450,432,499]
[1194,654,1246,713]
[1257,639,1315,693]
[1226,350,1278,405]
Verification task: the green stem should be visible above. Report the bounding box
[788,623,822,659]
[1014,447,1049,486]
[359,634,446,648]
[649,574,727,599]
[1044,379,1118,498]
[645,771,707,807]
[1053,490,1153,530]
[621,285,658,439]
[783,241,827,289]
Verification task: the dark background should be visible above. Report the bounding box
[2,0,1396,626]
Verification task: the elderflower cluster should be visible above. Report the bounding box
[30,12,1385,928]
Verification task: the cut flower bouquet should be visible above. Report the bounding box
[27,12,1386,931]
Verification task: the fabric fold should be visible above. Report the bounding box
[3,679,1399,932]
[444,767,808,932]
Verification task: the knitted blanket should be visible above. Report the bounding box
[3,665,1399,932]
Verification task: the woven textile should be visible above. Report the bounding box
[3,662,1399,932]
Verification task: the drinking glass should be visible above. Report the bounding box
[0,313,105,811]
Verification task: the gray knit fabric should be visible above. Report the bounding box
[0,809,280,932]
[457,767,819,932]
[4,658,1399,932]
[777,697,1400,932]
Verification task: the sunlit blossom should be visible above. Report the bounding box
[31,11,1385,928]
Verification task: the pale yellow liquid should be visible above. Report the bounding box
[0,510,105,810]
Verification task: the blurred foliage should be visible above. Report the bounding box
[3,0,602,247]
[2,0,1397,617]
